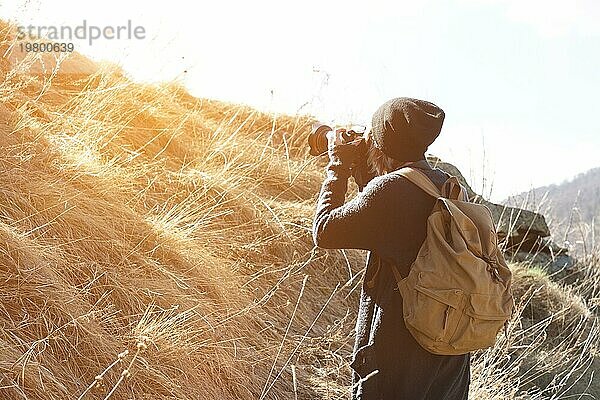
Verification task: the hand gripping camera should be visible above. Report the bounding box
[308,123,366,156]
[307,123,375,191]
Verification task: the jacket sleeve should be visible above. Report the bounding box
[312,148,392,251]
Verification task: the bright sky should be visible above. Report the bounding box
[2,0,599,202]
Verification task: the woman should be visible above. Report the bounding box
[312,97,470,399]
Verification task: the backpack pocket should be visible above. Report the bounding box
[449,293,511,351]
[402,284,464,343]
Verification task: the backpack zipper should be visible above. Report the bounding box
[443,305,451,331]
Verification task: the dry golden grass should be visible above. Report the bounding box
[0,20,366,399]
[469,258,599,399]
[0,20,598,399]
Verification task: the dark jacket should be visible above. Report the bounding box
[313,153,470,400]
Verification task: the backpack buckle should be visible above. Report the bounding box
[484,257,503,283]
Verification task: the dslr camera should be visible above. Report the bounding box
[308,123,375,190]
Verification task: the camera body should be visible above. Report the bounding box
[308,123,365,156]
[308,123,375,191]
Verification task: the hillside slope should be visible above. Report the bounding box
[503,167,600,256]
[1,21,366,399]
[0,21,598,400]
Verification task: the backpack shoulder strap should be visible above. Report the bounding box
[394,167,443,199]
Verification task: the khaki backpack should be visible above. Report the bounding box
[390,167,514,355]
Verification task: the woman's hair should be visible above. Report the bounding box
[365,130,403,176]
[365,130,426,176]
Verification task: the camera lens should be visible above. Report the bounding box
[308,124,332,156]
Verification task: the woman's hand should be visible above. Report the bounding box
[326,128,366,166]
[326,128,377,191]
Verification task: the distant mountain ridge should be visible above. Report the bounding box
[501,166,600,256]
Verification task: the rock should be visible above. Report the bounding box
[511,251,577,275]
[552,254,577,270]
[424,155,579,275]
[427,155,552,254]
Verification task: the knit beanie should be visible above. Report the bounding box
[371,97,445,161]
